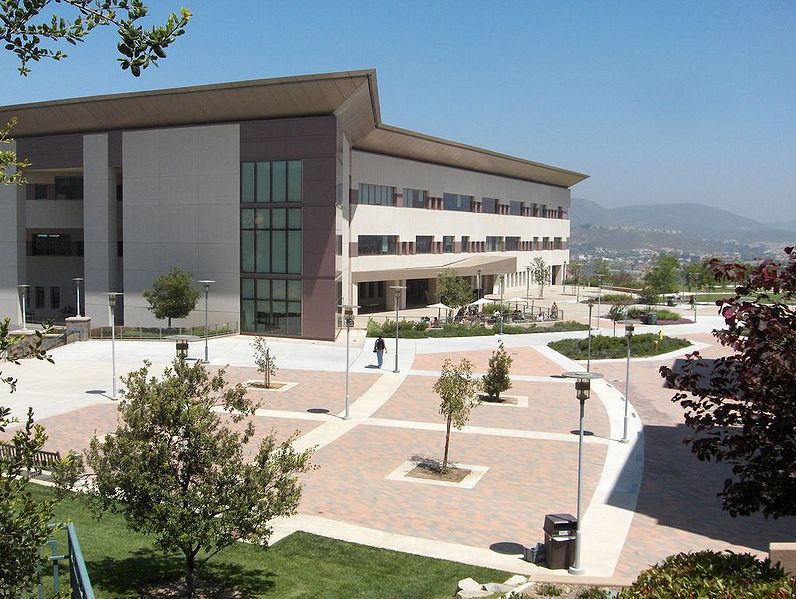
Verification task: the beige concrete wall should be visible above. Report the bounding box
[770,542,796,576]
[122,124,240,328]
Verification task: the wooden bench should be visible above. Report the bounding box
[0,443,62,473]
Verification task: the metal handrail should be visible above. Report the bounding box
[90,321,239,340]
[38,523,94,599]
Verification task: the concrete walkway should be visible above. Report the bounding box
[4,294,794,585]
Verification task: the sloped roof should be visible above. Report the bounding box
[0,69,587,188]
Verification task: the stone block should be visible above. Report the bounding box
[503,575,528,586]
[770,542,796,576]
[484,582,515,593]
[457,578,482,592]
[456,591,491,599]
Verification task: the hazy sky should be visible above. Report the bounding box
[3,1,794,221]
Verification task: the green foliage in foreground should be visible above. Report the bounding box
[621,550,796,598]
[31,485,509,598]
[549,333,691,360]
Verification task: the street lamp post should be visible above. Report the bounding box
[72,277,84,317]
[106,292,123,400]
[561,370,604,576]
[499,274,505,335]
[477,269,482,299]
[525,265,531,314]
[340,305,357,419]
[596,274,604,332]
[563,261,567,294]
[17,284,29,330]
[198,280,215,363]
[389,285,406,373]
[622,322,634,443]
[587,299,594,372]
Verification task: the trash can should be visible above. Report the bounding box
[646,312,658,325]
[543,513,577,569]
[666,297,676,306]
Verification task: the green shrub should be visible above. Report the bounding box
[578,589,611,599]
[424,322,493,338]
[536,582,562,596]
[548,333,691,359]
[481,303,512,315]
[621,550,796,598]
[501,320,590,335]
[414,321,429,332]
[367,318,426,339]
[626,308,681,321]
[599,293,637,304]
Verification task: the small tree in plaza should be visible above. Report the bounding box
[438,268,475,310]
[482,341,513,402]
[252,337,278,388]
[608,304,627,336]
[63,360,314,597]
[143,267,201,326]
[434,358,481,473]
[532,257,551,299]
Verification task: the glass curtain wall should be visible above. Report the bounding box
[241,160,302,335]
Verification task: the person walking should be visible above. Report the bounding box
[374,335,386,368]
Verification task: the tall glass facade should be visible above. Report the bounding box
[241,160,303,336]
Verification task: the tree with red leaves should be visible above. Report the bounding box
[660,247,796,519]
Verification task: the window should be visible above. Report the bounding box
[443,193,472,212]
[415,236,433,254]
[33,184,48,200]
[50,287,60,309]
[54,176,83,200]
[241,277,301,336]
[481,197,498,214]
[336,234,343,256]
[357,235,397,256]
[31,233,73,256]
[505,237,520,251]
[240,207,302,274]
[359,183,394,206]
[34,286,45,309]
[403,188,427,208]
[486,236,502,252]
[241,160,302,204]
[443,236,455,253]
[461,236,470,252]
[510,201,523,216]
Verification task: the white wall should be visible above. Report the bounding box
[122,124,240,327]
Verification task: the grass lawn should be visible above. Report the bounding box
[548,333,692,360]
[32,484,510,598]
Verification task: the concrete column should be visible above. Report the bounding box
[0,140,27,325]
[82,134,119,324]
[385,280,407,310]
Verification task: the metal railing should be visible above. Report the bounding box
[37,523,95,599]
[90,321,239,340]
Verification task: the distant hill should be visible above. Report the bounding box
[569,198,794,259]
[570,198,794,242]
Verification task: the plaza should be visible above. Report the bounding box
[3,287,794,586]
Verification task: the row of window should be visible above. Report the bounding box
[23,286,61,310]
[241,160,302,204]
[356,235,564,256]
[356,183,566,218]
[240,160,303,337]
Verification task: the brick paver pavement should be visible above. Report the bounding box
[412,346,564,377]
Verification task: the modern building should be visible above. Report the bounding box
[0,70,587,341]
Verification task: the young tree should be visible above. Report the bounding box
[0,118,29,185]
[482,341,513,401]
[438,269,475,310]
[142,267,201,326]
[433,358,480,473]
[252,337,278,388]
[532,257,550,299]
[64,360,314,596]
[0,320,56,596]
[660,247,796,518]
[643,254,679,304]
[608,304,627,336]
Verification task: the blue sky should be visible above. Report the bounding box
[3,1,794,222]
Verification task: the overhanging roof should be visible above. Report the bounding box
[0,69,587,188]
[352,255,517,283]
